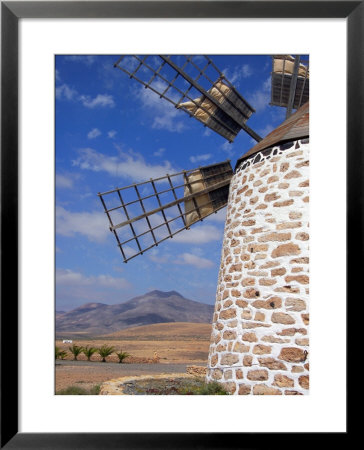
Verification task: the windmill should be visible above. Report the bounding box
[98,55,310,395]
[98,55,308,263]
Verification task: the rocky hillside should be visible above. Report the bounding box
[56,290,214,336]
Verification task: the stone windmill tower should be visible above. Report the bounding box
[205,103,309,395]
[99,55,310,395]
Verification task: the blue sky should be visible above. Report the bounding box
[55,54,288,311]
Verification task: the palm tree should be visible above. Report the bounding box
[69,344,83,361]
[82,346,97,361]
[55,346,67,359]
[55,346,61,360]
[116,350,130,364]
[59,350,68,360]
[98,345,115,362]
[55,346,68,360]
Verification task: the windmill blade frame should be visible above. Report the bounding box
[270,54,309,117]
[114,55,262,142]
[98,160,233,263]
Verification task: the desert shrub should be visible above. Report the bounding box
[179,380,229,395]
[123,377,230,395]
[82,346,98,361]
[56,384,100,395]
[98,345,115,362]
[116,351,130,363]
[69,344,83,361]
[56,386,89,395]
[90,384,101,395]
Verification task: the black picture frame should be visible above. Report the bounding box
[1,1,359,448]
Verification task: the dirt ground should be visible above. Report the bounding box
[56,338,210,363]
[55,361,201,391]
[55,324,211,392]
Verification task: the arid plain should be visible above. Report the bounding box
[55,322,211,391]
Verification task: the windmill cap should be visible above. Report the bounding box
[235,102,309,170]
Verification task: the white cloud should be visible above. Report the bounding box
[122,245,139,259]
[220,141,235,157]
[95,274,131,289]
[205,208,227,223]
[258,124,275,137]
[147,249,170,264]
[119,56,139,71]
[72,147,177,182]
[56,268,85,285]
[56,83,115,109]
[191,55,205,64]
[55,69,61,81]
[241,64,253,78]
[137,81,185,132]
[64,55,96,65]
[133,213,165,238]
[79,192,93,200]
[175,252,214,269]
[80,94,115,109]
[56,206,109,243]
[56,84,78,101]
[152,114,185,132]
[189,154,212,164]
[153,147,166,157]
[171,224,222,244]
[223,64,253,84]
[246,77,271,112]
[87,128,102,139]
[146,246,216,268]
[108,130,117,139]
[56,174,74,189]
[270,107,286,124]
[56,268,131,290]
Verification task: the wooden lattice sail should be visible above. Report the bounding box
[270,55,309,118]
[98,161,233,262]
[114,55,262,142]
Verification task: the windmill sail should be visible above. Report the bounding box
[184,162,232,227]
[98,161,233,262]
[270,55,309,117]
[114,55,261,142]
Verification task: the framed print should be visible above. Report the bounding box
[1,1,360,447]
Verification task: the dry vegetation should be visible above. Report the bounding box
[55,322,211,392]
[56,322,211,363]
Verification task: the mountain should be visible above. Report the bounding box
[56,290,214,336]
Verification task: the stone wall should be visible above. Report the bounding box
[206,139,309,395]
